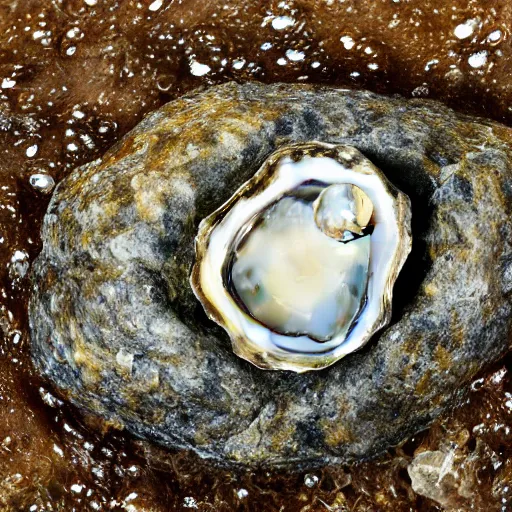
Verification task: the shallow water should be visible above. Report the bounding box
[0,0,511,510]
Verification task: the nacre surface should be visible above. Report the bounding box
[231,197,370,342]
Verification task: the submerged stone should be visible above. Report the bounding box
[29,82,512,469]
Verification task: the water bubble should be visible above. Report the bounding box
[1,78,16,89]
[454,19,478,40]
[125,492,138,502]
[471,377,485,391]
[97,120,117,135]
[285,49,305,62]
[149,0,163,11]
[33,30,46,40]
[156,74,175,92]
[66,27,84,39]
[9,250,29,279]
[29,173,55,194]
[183,496,198,509]
[304,473,319,488]
[189,60,211,77]
[425,59,439,71]
[26,145,38,157]
[468,50,488,68]
[232,59,246,70]
[271,16,295,31]
[340,35,355,50]
[11,331,21,345]
[237,488,249,499]
[488,30,503,44]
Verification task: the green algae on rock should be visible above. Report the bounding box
[29,82,512,469]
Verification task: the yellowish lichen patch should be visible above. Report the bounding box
[415,368,433,395]
[434,345,452,372]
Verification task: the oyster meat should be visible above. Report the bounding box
[191,142,412,372]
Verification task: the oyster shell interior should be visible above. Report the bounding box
[229,190,371,347]
[191,143,412,372]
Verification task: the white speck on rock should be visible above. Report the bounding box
[116,349,134,372]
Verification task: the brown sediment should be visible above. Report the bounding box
[0,1,510,511]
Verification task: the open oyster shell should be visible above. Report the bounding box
[191,142,412,372]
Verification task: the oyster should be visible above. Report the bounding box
[191,142,412,372]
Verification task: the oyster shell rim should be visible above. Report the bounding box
[190,142,412,372]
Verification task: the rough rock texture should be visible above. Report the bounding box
[29,82,512,469]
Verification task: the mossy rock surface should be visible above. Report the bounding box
[29,82,512,468]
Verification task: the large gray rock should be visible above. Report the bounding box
[29,82,512,469]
